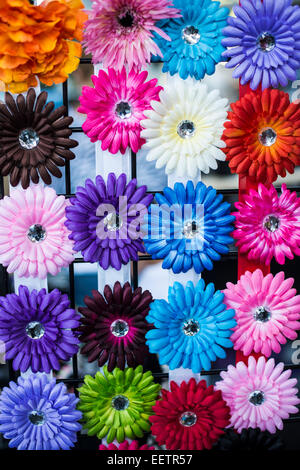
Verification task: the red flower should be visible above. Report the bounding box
[150,379,230,450]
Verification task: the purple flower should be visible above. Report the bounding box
[65,173,153,270]
[0,285,80,373]
[0,374,82,450]
[222,0,300,90]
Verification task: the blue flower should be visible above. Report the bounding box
[143,181,235,274]
[152,0,229,80]
[146,280,236,373]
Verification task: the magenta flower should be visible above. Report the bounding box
[215,356,300,434]
[83,0,181,70]
[224,269,300,357]
[233,183,300,265]
[78,68,162,154]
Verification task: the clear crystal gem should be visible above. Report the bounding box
[118,11,134,28]
[179,411,197,427]
[182,220,200,239]
[116,101,132,119]
[183,319,200,337]
[177,120,195,139]
[264,215,280,232]
[19,128,40,150]
[111,319,129,337]
[111,395,130,411]
[249,390,265,406]
[258,127,277,147]
[27,224,46,243]
[26,321,45,339]
[254,306,271,323]
[182,26,201,45]
[257,32,275,52]
[103,212,122,231]
[29,410,46,426]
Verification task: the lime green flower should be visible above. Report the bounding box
[78,365,161,443]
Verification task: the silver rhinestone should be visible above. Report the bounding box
[19,128,39,150]
[183,319,200,337]
[103,212,122,232]
[29,410,46,426]
[177,120,195,139]
[254,306,271,323]
[264,215,280,232]
[179,411,197,427]
[258,127,277,147]
[116,101,132,119]
[257,32,275,52]
[249,390,265,406]
[111,319,129,337]
[182,26,201,45]
[182,220,200,239]
[27,224,46,243]
[111,395,130,411]
[26,321,45,339]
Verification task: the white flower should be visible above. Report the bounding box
[140,76,228,178]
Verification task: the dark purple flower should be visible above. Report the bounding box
[0,373,82,450]
[65,173,153,270]
[0,285,80,373]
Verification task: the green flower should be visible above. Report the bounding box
[78,365,161,443]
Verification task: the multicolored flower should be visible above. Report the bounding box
[215,356,300,433]
[99,440,155,450]
[216,428,284,451]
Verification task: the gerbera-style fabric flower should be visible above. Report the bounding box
[224,269,300,358]
[216,428,284,451]
[140,77,228,177]
[143,181,235,274]
[65,173,153,270]
[215,356,300,433]
[222,89,300,184]
[146,280,236,373]
[0,373,82,450]
[78,68,162,154]
[233,183,300,266]
[150,378,230,450]
[0,185,74,278]
[78,281,152,371]
[99,440,155,450]
[83,0,181,70]
[0,88,77,189]
[222,0,300,90]
[0,285,80,373]
[153,0,229,80]
[78,365,160,443]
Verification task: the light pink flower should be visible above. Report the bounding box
[0,186,74,279]
[233,183,300,265]
[78,67,162,154]
[224,269,300,357]
[215,356,300,434]
[83,0,181,70]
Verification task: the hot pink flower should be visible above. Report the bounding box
[224,269,300,357]
[0,186,74,278]
[215,356,300,434]
[233,183,300,265]
[78,68,162,154]
[99,440,154,450]
[83,0,181,70]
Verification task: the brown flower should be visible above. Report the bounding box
[0,88,77,188]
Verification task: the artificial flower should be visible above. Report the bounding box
[78,67,162,154]
[0,185,74,278]
[222,89,300,184]
[216,428,284,451]
[150,378,230,450]
[233,183,300,266]
[78,281,152,371]
[143,180,235,274]
[0,285,80,373]
[215,356,300,433]
[65,173,153,270]
[0,373,82,450]
[224,269,300,358]
[99,441,155,450]
[83,0,181,70]
[0,88,77,189]
[146,280,236,373]
[153,0,229,80]
[222,0,300,90]
[78,365,160,443]
[140,77,228,177]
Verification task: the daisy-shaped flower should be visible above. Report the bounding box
[99,441,155,450]
[216,428,284,451]
[65,173,153,270]
[78,365,160,443]
[150,378,230,450]
[215,356,300,433]
[233,184,300,265]
[0,373,82,450]
[0,185,74,278]
[143,181,235,274]
[146,280,236,373]
[224,269,300,358]
[83,0,181,70]
[0,88,77,189]
[222,89,300,184]
[0,285,80,373]
[222,0,300,90]
[78,68,162,154]
[140,77,228,177]
[78,281,152,371]
[153,0,229,80]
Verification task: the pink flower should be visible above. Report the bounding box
[78,67,162,154]
[0,186,74,279]
[224,269,300,357]
[99,440,155,450]
[233,183,300,265]
[215,356,300,434]
[83,0,181,70]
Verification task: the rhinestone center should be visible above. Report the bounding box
[254,306,271,323]
[111,319,129,337]
[118,10,134,28]
[182,220,200,239]
[19,128,40,150]
[103,212,123,231]
[183,319,200,337]
[182,26,201,45]
[177,120,196,139]
[27,224,46,243]
[257,32,275,52]
[249,390,265,406]
[116,101,132,119]
[263,215,280,232]
[258,127,277,147]
[29,410,46,426]
[111,395,130,411]
[180,411,197,427]
[26,321,45,339]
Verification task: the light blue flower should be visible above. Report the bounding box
[146,280,236,373]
